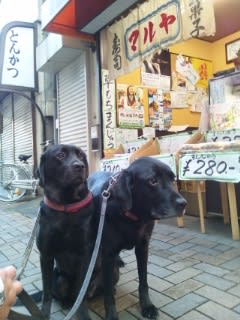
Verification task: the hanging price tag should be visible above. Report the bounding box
[179,151,240,182]
[100,155,129,173]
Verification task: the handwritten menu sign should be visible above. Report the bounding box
[179,151,240,182]
[100,155,129,173]
[102,69,116,149]
[100,154,176,174]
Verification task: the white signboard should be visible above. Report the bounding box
[0,22,36,89]
[151,154,176,175]
[100,153,176,175]
[205,129,240,143]
[100,155,129,173]
[179,151,240,183]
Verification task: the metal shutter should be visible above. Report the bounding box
[13,94,33,165]
[1,95,14,163]
[57,53,89,155]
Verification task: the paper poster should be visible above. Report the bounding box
[141,49,171,89]
[171,54,213,91]
[117,84,147,128]
[148,88,172,130]
[115,128,138,147]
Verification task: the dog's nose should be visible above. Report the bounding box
[72,161,85,170]
[176,197,187,212]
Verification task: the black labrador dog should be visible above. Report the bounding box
[88,157,187,320]
[36,144,95,320]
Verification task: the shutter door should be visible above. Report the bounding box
[57,53,89,155]
[13,94,33,165]
[1,95,14,163]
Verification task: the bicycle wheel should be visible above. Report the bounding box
[0,164,28,202]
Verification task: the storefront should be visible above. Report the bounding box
[39,0,240,176]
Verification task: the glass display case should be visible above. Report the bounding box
[209,71,240,130]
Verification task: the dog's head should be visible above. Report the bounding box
[38,144,89,200]
[110,157,186,220]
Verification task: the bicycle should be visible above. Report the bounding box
[0,140,53,202]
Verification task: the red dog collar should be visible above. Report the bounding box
[43,192,93,213]
[124,210,138,221]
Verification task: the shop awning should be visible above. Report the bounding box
[41,0,139,40]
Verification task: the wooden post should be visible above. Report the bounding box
[220,183,230,224]
[197,181,206,233]
[227,183,240,240]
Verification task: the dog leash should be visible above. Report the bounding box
[8,208,44,320]
[8,176,116,320]
[16,208,41,281]
[62,176,115,320]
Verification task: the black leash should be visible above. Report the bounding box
[8,177,115,320]
[8,289,43,320]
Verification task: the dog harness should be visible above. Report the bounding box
[43,192,93,213]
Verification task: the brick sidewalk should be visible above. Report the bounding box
[1,196,240,319]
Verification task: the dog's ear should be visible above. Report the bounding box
[38,153,45,187]
[111,170,132,211]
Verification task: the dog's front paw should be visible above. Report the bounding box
[41,308,50,320]
[141,304,159,319]
[41,304,51,320]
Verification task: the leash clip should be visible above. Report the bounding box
[101,175,117,199]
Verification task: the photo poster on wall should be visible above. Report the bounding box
[170,53,212,111]
[141,49,171,90]
[171,53,212,91]
[116,83,147,128]
[148,88,172,130]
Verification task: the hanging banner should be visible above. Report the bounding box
[102,0,215,79]
[181,0,216,40]
[0,21,37,90]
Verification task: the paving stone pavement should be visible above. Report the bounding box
[1,196,240,319]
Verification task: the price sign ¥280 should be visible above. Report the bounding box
[179,151,240,183]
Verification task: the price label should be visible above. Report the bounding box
[122,139,147,154]
[100,155,129,173]
[206,129,240,142]
[151,154,176,175]
[179,151,240,182]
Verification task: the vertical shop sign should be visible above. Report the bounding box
[102,69,117,149]
[0,22,36,90]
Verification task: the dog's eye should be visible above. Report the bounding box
[78,153,85,161]
[149,177,159,186]
[56,152,65,160]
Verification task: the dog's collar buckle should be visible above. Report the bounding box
[43,192,93,213]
